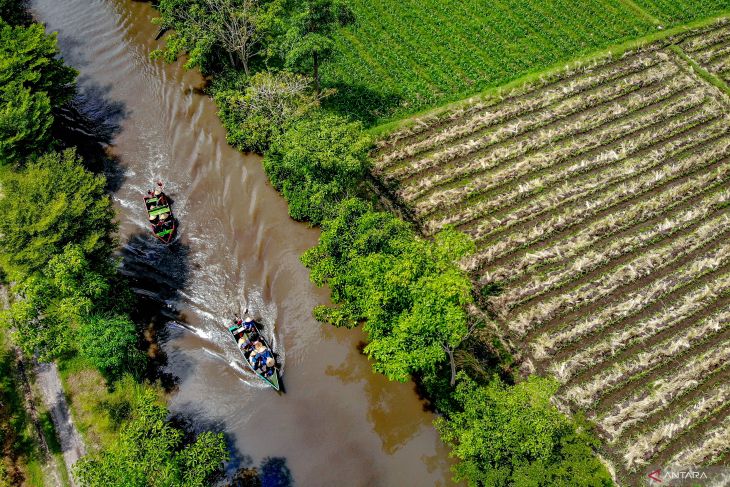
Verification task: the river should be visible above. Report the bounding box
[29,0,455,485]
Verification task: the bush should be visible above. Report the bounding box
[0,149,116,279]
[435,373,613,487]
[214,71,319,153]
[263,114,370,224]
[78,314,144,380]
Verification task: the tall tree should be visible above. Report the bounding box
[282,0,354,93]
[0,149,116,280]
[435,374,613,487]
[301,198,477,383]
[74,389,228,487]
[154,0,283,74]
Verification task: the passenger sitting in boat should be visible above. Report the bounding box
[239,332,260,353]
[250,342,274,374]
[149,214,158,225]
[154,188,167,205]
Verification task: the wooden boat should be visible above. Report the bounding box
[228,318,281,391]
[143,192,176,244]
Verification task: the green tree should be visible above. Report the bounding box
[435,374,613,487]
[282,0,354,93]
[0,20,76,109]
[263,114,370,224]
[0,0,31,26]
[74,389,228,487]
[301,198,476,382]
[0,81,53,165]
[3,245,112,361]
[153,0,284,73]
[78,314,144,380]
[0,149,116,280]
[214,70,319,152]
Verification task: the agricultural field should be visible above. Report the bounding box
[372,30,730,484]
[322,0,656,123]
[323,0,730,124]
[681,20,730,83]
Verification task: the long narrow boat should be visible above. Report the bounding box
[143,191,176,244]
[228,319,281,391]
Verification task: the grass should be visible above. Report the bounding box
[322,0,730,126]
[371,28,730,483]
[57,356,162,452]
[323,0,657,125]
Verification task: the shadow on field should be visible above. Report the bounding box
[322,82,403,126]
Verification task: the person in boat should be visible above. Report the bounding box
[149,214,158,225]
[250,342,275,376]
[154,187,168,205]
[239,331,260,355]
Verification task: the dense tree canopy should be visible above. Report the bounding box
[0,149,116,279]
[264,114,370,224]
[282,0,353,92]
[153,0,285,73]
[436,374,613,487]
[74,389,228,487]
[3,245,112,361]
[301,198,476,381]
[214,70,318,152]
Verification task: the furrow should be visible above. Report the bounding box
[550,269,730,380]
[477,181,730,287]
[622,384,730,469]
[382,62,681,182]
[508,214,730,337]
[462,139,730,273]
[562,311,730,408]
[531,240,730,355]
[412,85,714,219]
[681,24,730,53]
[598,345,730,440]
[667,414,730,467]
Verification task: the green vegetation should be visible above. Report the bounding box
[214,71,319,153]
[436,374,612,487]
[302,198,475,382]
[263,114,370,224]
[74,387,227,487]
[0,149,116,280]
[0,19,76,165]
[633,0,730,24]
[321,0,659,123]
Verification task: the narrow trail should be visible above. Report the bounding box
[35,361,86,487]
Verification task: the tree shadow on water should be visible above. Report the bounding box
[118,231,192,391]
[225,457,294,487]
[54,78,129,193]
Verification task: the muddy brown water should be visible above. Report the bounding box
[29,0,456,485]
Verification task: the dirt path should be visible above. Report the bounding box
[35,361,86,486]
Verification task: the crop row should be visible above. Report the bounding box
[550,267,730,380]
[668,414,730,468]
[450,113,730,244]
[412,82,712,218]
[463,134,730,274]
[623,382,730,469]
[491,193,730,313]
[681,20,730,53]
[382,61,681,183]
[493,185,730,309]
[508,212,730,337]
[532,239,730,357]
[375,52,666,167]
[562,308,730,407]
[375,49,664,148]
[599,344,730,439]
[478,182,730,287]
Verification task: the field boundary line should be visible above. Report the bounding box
[670,44,730,98]
[617,0,662,26]
[369,13,730,138]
